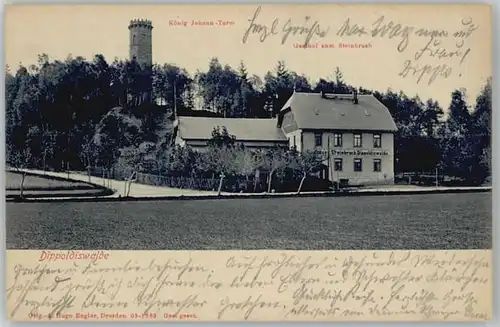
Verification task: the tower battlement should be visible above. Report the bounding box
[128,17,153,67]
[128,18,154,30]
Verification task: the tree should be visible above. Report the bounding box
[289,72,312,92]
[313,78,335,93]
[5,70,20,151]
[447,89,471,135]
[230,61,258,118]
[203,146,238,195]
[93,107,141,170]
[80,133,96,181]
[120,141,156,196]
[261,147,292,193]
[262,61,297,117]
[8,146,32,199]
[207,126,236,148]
[196,58,242,117]
[291,150,324,194]
[153,63,193,116]
[467,78,492,183]
[438,89,476,181]
[421,99,444,137]
[232,148,260,191]
[472,79,492,163]
[158,145,202,179]
[333,67,349,94]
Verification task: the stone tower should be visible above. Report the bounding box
[128,18,153,67]
[128,19,153,105]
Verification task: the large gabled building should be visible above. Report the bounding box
[173,91,398,186]
[277,91,398,186]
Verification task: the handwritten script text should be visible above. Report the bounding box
[6,250,491,321]
[241,6,481,85]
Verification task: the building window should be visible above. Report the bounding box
[293,135,296,149]
[334,158,343,171]
[354,158,362,172]
[333,133,343,147]
[373,134,382,148]
[373,159,382,172]
[314,132,323,147]
[353,134,362,147]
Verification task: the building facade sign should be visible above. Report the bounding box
[323,149,389,156]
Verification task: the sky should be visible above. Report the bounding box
[5,4,492,109]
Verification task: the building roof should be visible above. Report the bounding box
[177,116,288,142]
[280,92,398,132]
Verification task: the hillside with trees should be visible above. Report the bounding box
[5,53,492,191]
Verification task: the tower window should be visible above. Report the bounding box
[132,34,138,45]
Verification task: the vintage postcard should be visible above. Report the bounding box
[4,3,492,322]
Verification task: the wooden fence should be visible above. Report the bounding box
[395,171,449,186]
[88,166,266,192]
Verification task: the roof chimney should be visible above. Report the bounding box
[352,89,358,104]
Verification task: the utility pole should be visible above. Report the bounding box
[327,135,331,186]
[435,167,439,187]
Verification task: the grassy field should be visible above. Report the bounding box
[5,171,111,198]
[6,192,491,250]
[5,189,109,198]
[5,171,93,190]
